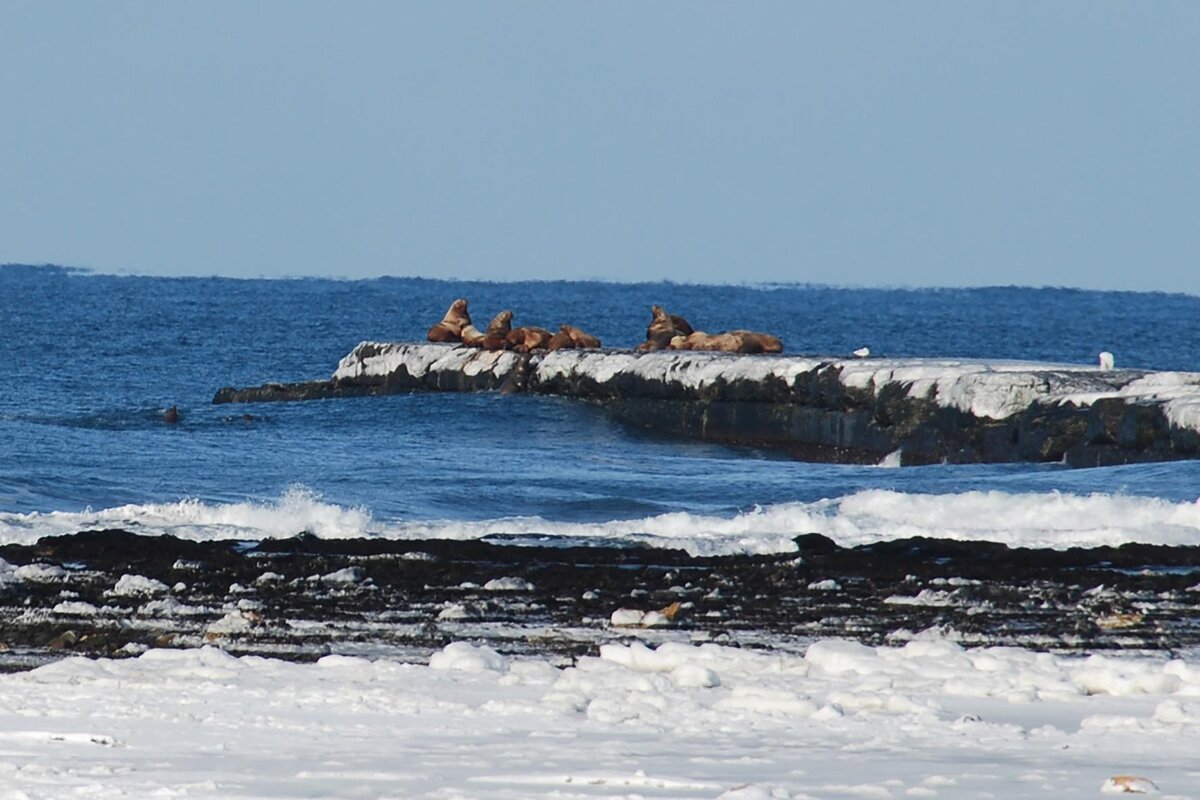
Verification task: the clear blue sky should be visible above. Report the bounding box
[2,2,1197,291]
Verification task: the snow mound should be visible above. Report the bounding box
[108,574,170,597]
[428,642,509,673]
[482,577,534,592]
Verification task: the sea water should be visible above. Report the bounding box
[3,264,1200,554]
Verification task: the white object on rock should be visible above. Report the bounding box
[428,642,509,673]
[108,574,170,597]
[610,602,682,628]
[808,579,843,591]
[319,567,365,585]
[1100,775,1159,794]
[610,608,647,627]
[482,577,534,591]
[853,347,870,358]
[204,610,257,636]
[1099,351,1115,371]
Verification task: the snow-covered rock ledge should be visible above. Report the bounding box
[213,341,1200,467]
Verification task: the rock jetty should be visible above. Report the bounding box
[213,341,1200,467]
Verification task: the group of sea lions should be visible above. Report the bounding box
[426,299,782,355]
[635,305,783,354]
[426,299,601,353]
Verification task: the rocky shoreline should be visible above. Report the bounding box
[3,529,1200,671]
[213,342,1200,467]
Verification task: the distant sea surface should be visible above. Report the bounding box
[3,265,1200,555]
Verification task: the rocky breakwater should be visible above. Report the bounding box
[213,341,1200,466]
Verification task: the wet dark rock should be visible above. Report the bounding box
[1,529,1200,670]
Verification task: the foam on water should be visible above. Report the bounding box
[2,485,1198,556]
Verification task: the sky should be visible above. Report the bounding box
[1,2,1197,291]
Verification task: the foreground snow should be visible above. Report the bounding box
[1,639,1198,798]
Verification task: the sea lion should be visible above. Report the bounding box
[459,323,486,347]
[427,299,472,343]
[646,305,693,339]
[673,331,741,352]
[636,332,674,352]
[506,326,554,352]
[163,406,180,424]
[485,310,513,336]
[564,324,601,349]
[671,330,783,354]
[638,305,693,352]
[548,324,600,351]
[731,330,783,354]
[547,327,575,351]
[480,310,514,351]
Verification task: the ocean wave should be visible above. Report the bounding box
[1,486,1199,556]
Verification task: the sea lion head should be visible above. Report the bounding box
[486,310,513,335]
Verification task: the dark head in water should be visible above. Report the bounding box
[163,406,181,424]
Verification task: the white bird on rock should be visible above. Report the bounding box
[853,347,870,358]
[1098,351,1115,371]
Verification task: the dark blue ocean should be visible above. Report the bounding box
[3,264,1200,553]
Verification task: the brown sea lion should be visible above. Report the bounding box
[427,299,472,343]
[675,331,740,352]
[668,334,690,350]
[459,323,486,347]
[485,310,513,336]
[547,327,575,351]
[731,330,784,354]
[646,305,693,339]
[564,324,601,349]
[671,330,783,354]
[506,326,554,352]
[163,405,181,424]
[479,310,514,351]
[638,305,693,352]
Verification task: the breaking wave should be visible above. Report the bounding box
[1,486,1199,556]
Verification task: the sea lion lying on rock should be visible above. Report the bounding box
[506,326,555,352]
[459,323,485,347]
[637,305,694,352]
[548,324,602,351]
[670,330,783,354]
[427,299,472,343]
[460,310,513,350]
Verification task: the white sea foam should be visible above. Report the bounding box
[2,487,1200,554]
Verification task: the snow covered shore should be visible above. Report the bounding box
[1,638,1195,799]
